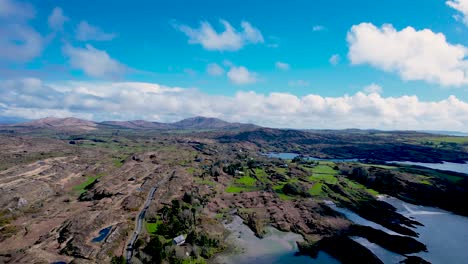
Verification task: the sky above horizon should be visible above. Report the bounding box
[1,0,468,131]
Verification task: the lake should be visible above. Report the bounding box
[264,152,358,162]
[389,161,468,175]
[213,215,339,264]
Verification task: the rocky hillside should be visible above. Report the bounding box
[13,117,97,132]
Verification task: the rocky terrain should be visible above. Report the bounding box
[0,117,467,264]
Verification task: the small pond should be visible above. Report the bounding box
[91,226,112,243]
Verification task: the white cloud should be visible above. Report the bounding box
[312,25,326,31]
[0,0,44,62]
[363,83,383,94]
[347,23,468,86]
[175,19,264,51]
[288,80,310,87]
[76,21,116,41]
[227,66,258,85]
[62,44,126,78]
[0,0,35,20]
[275,61,290,71]
[1,79,468,131]
[48,7,68,31]
[206,63,224,76]
[447,0,468,26]
[0,24,44,62]
[329,54,340,65]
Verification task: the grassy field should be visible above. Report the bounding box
[73,173,105,194]
[145,220,162,234]
[309,183,324,196]
[235,175,256,186]
[420,136,468,144]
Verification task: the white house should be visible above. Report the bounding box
[173,234,186,246]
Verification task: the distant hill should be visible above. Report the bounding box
[170,116,258,130]
[99,116,257,130]
[13,117,97,132]
[3,116,258,132]
[100,120,172,129]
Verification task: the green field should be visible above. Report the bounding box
[145,220,162,234]
[311,164,337,175]
[235,175,256,186]
[309,183,325,196]
[73,174,104,194]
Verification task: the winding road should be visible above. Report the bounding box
[126,177,168,263]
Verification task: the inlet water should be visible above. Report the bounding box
[389,161,468,175]
[214,215,339,264]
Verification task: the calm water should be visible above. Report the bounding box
[91,226,112,243]
[265,153,468,176]
[389,161,468,175]
[381,196,468,264]
[333,197,468,264]
[214,215,339,264]
[265,152,358,162]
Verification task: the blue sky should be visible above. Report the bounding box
[1,0,468,130]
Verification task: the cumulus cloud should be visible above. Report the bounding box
[275,61,290,71]
[347,23,468,86]
[175,19,264,51]
[227,66,258,85]
[48,7,68,31]
[363,83,383,94]
[329,54,340,65]
[76,21,117,41]
[206,63,224,76]
[62,44,126,78]
[447,0,468,26]
[1,79,467,131]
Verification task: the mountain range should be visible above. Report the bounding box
[2,116,258,132]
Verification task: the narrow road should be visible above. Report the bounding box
[126,177,168,263]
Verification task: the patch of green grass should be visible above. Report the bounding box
[272,179,299,200]
[112,158,124,168]
[181,257,207,264]
[276,167,288,174]
[73,173,104,194]
[309,183,324,196]
[277,193,296,201]
[254,168,267,177]
[344,178,379,196]
[419,179,432,185]
[187,167,196,174]
[235,176,256,186]
[308,174,338,185]
[254,168,271,183]
[312,165,337,175]
[225,186,256,193]
[145,220,162,234]
[420,136,468,144]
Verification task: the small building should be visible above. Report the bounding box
[173,234,186,246]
